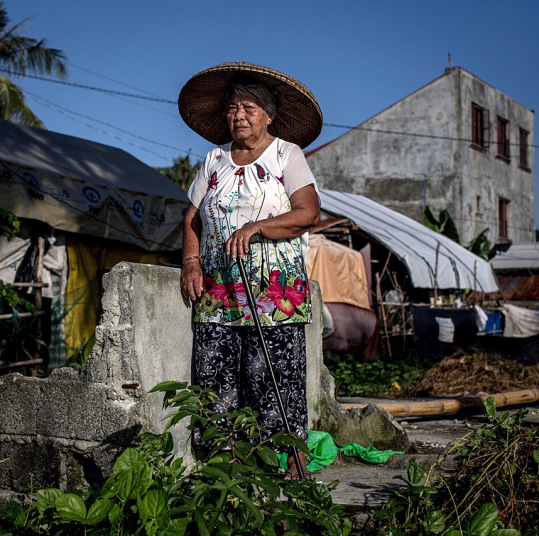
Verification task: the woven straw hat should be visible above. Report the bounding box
[178,62,323,149]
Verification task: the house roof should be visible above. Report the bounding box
[490,243,539,271]
[0,120,189,251]
[319,189,499,292]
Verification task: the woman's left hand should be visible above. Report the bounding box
[225,221,262,259]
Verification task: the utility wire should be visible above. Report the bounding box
[1,68,176,104]
[26,93,173,161]
[26,90,205,159]
[324,122,539,149]
[66,61,166,99]
[9,68,537,149]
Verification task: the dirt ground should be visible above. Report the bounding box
[404,349,539,397]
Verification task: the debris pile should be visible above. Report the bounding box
[405,350,539,397]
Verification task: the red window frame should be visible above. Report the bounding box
[498,198,509,239]
[520,128,529,168]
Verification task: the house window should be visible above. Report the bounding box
[497,117,509,158]
[520,128,529,168]
[471,103,489,148]
[475,196,481,213]
[498,198,510,239]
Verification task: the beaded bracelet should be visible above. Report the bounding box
[183,255,200,263]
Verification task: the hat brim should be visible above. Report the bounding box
[178,62,323,149]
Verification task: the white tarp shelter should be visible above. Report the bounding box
[319,189,499,293]
[0,119,189,251]
[490,242,539,271]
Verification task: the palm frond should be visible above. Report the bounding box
[0,76,44,127]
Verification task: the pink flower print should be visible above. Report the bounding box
[204,276,229,307]
[215,154,222,161]
[266,281,304,317]
[269,270,281,284]
[209,171,218,189]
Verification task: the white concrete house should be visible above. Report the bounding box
[307,67,535,246]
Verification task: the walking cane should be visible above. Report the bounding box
[236,256,306,479]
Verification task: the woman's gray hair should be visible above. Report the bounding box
[226,77,277,118]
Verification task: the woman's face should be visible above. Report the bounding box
[226,93,271,146]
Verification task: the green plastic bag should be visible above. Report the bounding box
[340,442,404,463]
[277,430,403,471]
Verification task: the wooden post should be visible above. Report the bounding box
[376,272,392,357]
[433,242,440,305]
[30,236,45,377]
[473,261,477,303]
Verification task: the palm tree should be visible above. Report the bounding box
[0,1,67,127]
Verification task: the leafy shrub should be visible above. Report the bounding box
[375,397,536,535]
[0,382,356,535]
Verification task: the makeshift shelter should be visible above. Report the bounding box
[306,233,379,359]
[319,189,499,293]
[490,242,539,301]
[0,120,189,370]
[315,189,500,359]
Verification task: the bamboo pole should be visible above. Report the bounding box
[341,389,539,418]
[376,273,392,357]
[433,242,440,305]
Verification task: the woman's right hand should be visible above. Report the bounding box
[180,259,203,301]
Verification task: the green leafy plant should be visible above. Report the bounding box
[375,397,537,535]
[0,382,357,535]
[423,206,491,259]
[375,457,520,536]
[326,353,433,397]
[0,208,20,241]
[439,398,539,533]
[66,334,96,372]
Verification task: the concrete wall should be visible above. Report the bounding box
[308,67,535,245]
[0,262,330,498]
[0,261,407,501]
[0,262,195,499]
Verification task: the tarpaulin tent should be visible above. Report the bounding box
[0,120,189,368]
[0,119,188,251]
[319,189,499,293]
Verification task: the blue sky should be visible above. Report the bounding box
[6,0,539,222]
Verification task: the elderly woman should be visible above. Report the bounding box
[178,63,322,479]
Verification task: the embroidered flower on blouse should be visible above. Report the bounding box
[209,171,218,189]
[255,163,266,182]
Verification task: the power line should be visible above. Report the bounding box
[26,90,205,159]
[26,93,173,161]
[1,68,176,104]
[7,68,537,150]
[66,61,166,99]
[324,122,539,149]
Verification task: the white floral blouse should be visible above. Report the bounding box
[187,137,318,327]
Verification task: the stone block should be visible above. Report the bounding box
[0,374,38,436]
[36,368,141,444]
[0,435,62,491]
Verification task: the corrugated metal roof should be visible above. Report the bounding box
[490,242,539,271]
[319,189,499,292]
